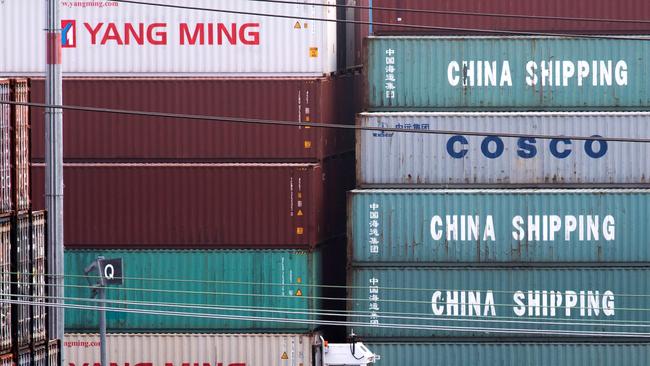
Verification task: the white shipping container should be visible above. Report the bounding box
[357,112,650,186]
[65,333,319,366]
[0,0,337,76]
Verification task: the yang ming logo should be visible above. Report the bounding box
[61,20,76,48]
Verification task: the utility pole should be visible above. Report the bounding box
[45,0,64,362]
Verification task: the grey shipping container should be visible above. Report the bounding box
[11,214,30,348]
[0,218,9,352]
[349,189,650,263]
[48,340,59,366]
[349,267,650,338]
[33,344,47,366]
[0,80,10,213]
[17,348,30,366]
[368,342,650,366]
[31,211,46,345]
[357,112,650,187]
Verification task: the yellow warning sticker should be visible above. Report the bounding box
[281,352,289,360]
[297,277,302,283]
[303,141,312,149]
[309,47,319,58]
[295,289,303,297]
[294,21,301,29]
[297,192,302,199]
[296,227,304,235]
[297,209,304,216]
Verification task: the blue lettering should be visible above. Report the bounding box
[481,136,504,159]
[517,138,537,159]
[447,135,468,159]
[584,135,607,158]
[550,139,572,159]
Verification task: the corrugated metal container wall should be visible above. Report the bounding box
[65,249,322,332]
[357,113,650,187]
[33,344,47,366]
[349,267,650,338]
[0,80,10,213]
[17,348,30,366]
[366,37,650,111]
[65,333,317,366]
[349,189,650,263]
[0,0,337,76]
[0,219,10,353]
[48,340,60,366]
[360,0,650,35]
[0,354,11,366]
[10,79,28,212]
[367,342,650,366]
[30,76,358,162]
[32,158,353,248]
[31,211,46,345]
[12,214,30,348]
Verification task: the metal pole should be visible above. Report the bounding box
[98,284,107,366]
[45,0,64,362]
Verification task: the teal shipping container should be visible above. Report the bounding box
[65,250,321,332]
[368,342,650,366]
[349,267,650,338]
[366,36,650,110]
[349,189,649,263]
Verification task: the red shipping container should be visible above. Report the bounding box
[30,76,360,162]
[356,0,650,35]
[10,79,29,212]
[31,155,353,249]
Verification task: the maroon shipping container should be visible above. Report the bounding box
[31,211,46,346]
[31,156,353,248]
[0,218,10,353]
[358,0,650,35]
[0,80,11,214]
[10,79,29,212]
[11,214,30,349]
[30,76,361,162]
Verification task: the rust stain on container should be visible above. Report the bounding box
[31,156,353,248]
[30,76,361,162]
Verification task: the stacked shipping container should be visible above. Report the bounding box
[350,2,650,364]
[0,0,360,359]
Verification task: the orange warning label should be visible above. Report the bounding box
[309,47,319,57]
[281,352,289,360]
[296,227,304,235]
[297,277,302,283]
[295,289,303,297]
[294,21,301,29]
[303,141,312,149]
[297,209,304,216]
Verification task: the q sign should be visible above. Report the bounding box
[98,258,123,285]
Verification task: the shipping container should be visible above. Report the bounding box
[64,333,319,366]
[33,344,47,366]
[31,211,46,345]
[349,267,650,338]
[366,37,650,111]
[17,348,31,366]
[30,76,360,161]
[65,249,322,332]
[48,340,60,366]
[0,354,11,366]
[0,219,10,353]
[349,189,650,264]
[0,80,11,213]
[0,0,338,76]
[9,79,29,212]
[367,342,650,366]
[358,0,650,35]
[357,112,650,187]
[11,214,30,348]
[32,158,353,248]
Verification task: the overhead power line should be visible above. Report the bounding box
[245,0,650,25]
[4,100,650,143]
[109,0,650,41]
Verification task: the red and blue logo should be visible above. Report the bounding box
[61,20,76,48]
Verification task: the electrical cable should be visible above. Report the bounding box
[243,0,650,25]
[4,100,650,143]
[107,0,650,41]
[5,297,650,338]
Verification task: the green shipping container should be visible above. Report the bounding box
[65,250,321,332]
[368,342,650,366]
[349,267,650,338]
[349,189,649,264]
[367,37,650,110]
